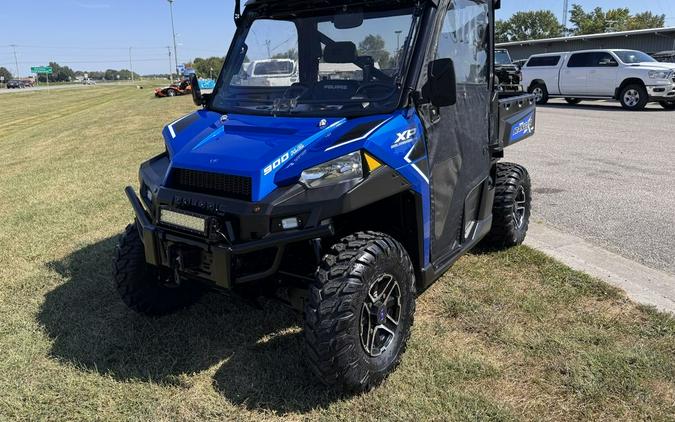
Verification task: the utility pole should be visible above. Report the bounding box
[168,46,174,81]
[265,40,272,58]
[168,0,179,73]
[129,47,134,82]
[562,0,569,36]
[395,30,403,53]
[10,44,19,77]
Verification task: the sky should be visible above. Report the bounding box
[1,0,674,77]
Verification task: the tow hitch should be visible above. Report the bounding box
[167,246,201,287]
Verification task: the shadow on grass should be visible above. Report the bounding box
[39,236,345,414]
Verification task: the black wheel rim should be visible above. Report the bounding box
[513,185,527,229]
[360,274,401,357]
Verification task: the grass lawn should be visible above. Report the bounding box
[0,86,673,421]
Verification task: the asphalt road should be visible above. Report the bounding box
[507,99,675,275]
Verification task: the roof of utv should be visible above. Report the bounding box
[244,0,437,7]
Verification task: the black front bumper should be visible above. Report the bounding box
[126,186,334,289]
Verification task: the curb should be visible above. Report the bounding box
[525,222,675,314]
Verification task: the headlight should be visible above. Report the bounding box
[649,70,672,80]
[300,151,363,189]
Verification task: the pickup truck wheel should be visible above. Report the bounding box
[620,84,648,111]
[529,83,548,105]
[112,223,203,316]
[659,100,675,110]
[166,89,176,97]
[565,98,582,105]
[304,231,416,392]
[481,163,531,250]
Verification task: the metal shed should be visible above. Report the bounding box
[497,27,675,60]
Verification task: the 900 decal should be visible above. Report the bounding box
[263,144,305,176]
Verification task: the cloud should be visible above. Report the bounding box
[75,1,111,9]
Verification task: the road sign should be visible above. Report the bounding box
[31,66,53,74]
[0,76,4,82]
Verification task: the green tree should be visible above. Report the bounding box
[36,62,75,82]
[569,5,665,35]
[626,11,666,31]
[0,66,12,82]
[495,20,511,43]
[192,56,226,78]
[358,34,390,68]
[117,69,135,80]
[104,69,119,81]
[272,48,298,61]
[496,10,564,42]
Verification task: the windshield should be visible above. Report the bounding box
[211,7,419,117]
[495,50,512,65]
[613,50,656,64]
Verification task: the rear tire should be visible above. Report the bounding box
[619,84,648,111]
[529,83,549,105]
[659,100,675,110]
[112,223,203,316]
[304,231,416,392]
[481,163,531,250]
[167,89,176,97]
[565,98,582,105]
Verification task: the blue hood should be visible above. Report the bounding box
[163,110,392,201]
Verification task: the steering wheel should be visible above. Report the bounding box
[283,83,310,99]
[352,82,394,100]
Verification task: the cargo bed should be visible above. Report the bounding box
[495,92,536,148]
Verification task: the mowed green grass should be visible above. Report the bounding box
[0,85,673,421]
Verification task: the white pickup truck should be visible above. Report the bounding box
[522,49,675,111]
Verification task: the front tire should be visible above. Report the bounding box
[166,89,176,97]
[529,83,549,105]
[304,232,416,392]
[481,163,532,250]
[620,84,648,111]
[112,223,203,316]
[659,100,675,110]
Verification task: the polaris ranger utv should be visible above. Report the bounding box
[113,0,536,392]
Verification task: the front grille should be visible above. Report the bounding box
[170,168,252,201]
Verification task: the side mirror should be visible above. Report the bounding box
[424,58,457,107]
[190,74,204,106]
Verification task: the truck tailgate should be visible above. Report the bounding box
[497,93,536,148]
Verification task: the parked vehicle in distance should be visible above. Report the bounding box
[513,59,528,69]
[6,80,25,89]
[114,0,537,392]
[154,79,192,98]
[522,49,675,110]
[494,49,522,92]
[236,58,299,86]
[651,50,675,64]
[82,78,97,85]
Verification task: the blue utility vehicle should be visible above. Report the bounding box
[114,0,536,391]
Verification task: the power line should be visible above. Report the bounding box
[1,44,168,51]
[0,58,169,66]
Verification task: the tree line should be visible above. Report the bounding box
[497,4,665,43]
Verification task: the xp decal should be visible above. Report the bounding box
[392,128,418,149]
[510,112,535,143]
